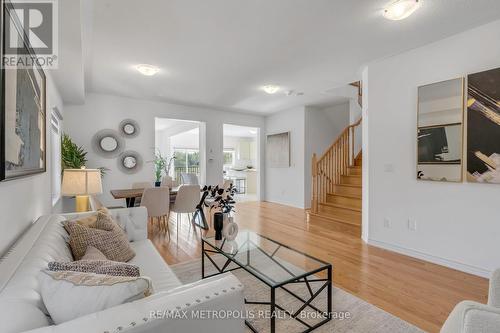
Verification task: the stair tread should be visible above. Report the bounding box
[308,211,361,227]
[335,183,361,188]
[327,192,361,199]
[319,202,361,212]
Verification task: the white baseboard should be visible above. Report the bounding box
[368,239,491,278]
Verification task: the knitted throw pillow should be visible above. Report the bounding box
[47,260,140,277]
[64,212,135,262]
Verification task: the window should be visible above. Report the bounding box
[223,149,235,166]
[173,148,200,181]
[50,108,63,206]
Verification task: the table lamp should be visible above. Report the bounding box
[62,168,103,212]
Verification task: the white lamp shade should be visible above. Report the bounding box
[61,169,103,196]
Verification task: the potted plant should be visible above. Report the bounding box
[61,133,107,176]
[203,184,237,240]
[153,150,167,187]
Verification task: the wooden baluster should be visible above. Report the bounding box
[312,154,317,213]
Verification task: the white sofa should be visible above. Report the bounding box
[0,207,245,333]
[441,268,500,333]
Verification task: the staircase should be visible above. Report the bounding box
[309,118,362,237]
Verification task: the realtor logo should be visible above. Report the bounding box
[2,0,58,68]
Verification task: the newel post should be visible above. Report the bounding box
[311,153,318,214]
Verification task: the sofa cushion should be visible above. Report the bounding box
[128,240,182,292]
[64,213,135,261]
[0,215,72,333]
[38,270,152,324]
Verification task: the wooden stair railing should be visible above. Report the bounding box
[311,117,362,214]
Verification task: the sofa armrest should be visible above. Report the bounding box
[61,207,148,242]
[23,273,244,333]
[441,301,500,333]
[488,268,500,308]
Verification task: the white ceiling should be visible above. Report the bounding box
[223,124,258,138]
[55,0,500,114]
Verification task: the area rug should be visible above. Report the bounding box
[170,258,425,333]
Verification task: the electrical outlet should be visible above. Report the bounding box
[408,218,417,231]
[383,218,391,228]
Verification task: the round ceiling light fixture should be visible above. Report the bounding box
[383,0,420,21]
[261,85,280,94]
[135,64,160,76]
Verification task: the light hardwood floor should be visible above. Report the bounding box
[149,201,488,333]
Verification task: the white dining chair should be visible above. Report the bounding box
[140,187,171,237]
[132,182,153,206]
[180,173,199,185]
[89,195,124,211]
[171,185,200,236]
[89,195,104,211]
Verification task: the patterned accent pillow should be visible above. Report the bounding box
[64,212,135,262]
[48,260,140,277]
[38,270,152,324]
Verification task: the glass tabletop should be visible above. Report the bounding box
[203,230,331,287]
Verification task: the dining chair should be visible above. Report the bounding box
[89,195,124,211]
[132,182,153,206]
[171,185,200,237]
[180,173,199,185]
[89,195,104,211]
[140,187,171,238]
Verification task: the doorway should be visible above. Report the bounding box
[155,118,205,185]
[223,124,259,202]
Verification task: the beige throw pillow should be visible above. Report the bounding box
[64,212,135,262]
[80,246,107,260]
[70,207,110,228]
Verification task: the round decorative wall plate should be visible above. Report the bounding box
[119,119,140,138]
[118,150,143,174]
[92,129,125,158]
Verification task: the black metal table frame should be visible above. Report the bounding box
[201,233,332,333]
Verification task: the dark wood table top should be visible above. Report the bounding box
[110,186,180,199]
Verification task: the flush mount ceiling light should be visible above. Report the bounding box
[261,85,280,94]
[135,64,160,76]
[383,0,420,20]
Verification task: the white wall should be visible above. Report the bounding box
[265,107,306,208]
[364,19,500,277]
[0,74,64,255]
[304,103,350,208]
[64,93,265,206]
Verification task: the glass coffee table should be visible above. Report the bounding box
[202,230,332,333]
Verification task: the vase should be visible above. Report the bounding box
[162,175,173,187]
[213,212,224,240]
[155,181,161,187]
[222,216,238,241]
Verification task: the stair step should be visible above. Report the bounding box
[341,175,362,185]
[326,193,361,209]
[347,166,362,176]
[318,203,361,225]
[307,212,361,237]
[333,184,361,197]
[320,202,361,212]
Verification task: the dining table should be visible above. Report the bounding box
[110,185,211,230]
[110,186,180,208]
